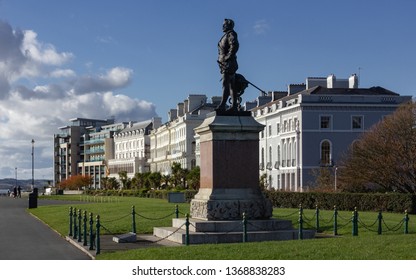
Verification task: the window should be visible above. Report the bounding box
[352,116,363,129]
[320,115,332,129]
[276,123,280,134]
[320,140,331,166]
[268,125,272,136]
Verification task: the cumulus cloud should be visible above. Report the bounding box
[0,20,157,179]
[71,67,133,95]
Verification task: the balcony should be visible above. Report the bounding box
[85,148,105,155]
[83,139,105,145]
[274,161,280,169]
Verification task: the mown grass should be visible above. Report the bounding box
[31,195,416,260]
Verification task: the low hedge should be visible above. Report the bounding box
[84,189,198,202]
[264,190,416,214]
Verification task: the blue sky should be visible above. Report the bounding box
[0,0,415,180]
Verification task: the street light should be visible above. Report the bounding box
[15,167,17,188]
[31,139,35,190]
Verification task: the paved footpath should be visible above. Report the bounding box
[0,196,91,260]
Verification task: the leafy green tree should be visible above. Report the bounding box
[161,174,171,189]
[186,166,200,190]
[118,171,131,189]
[148,172,162,189]
[171,162,187,188]
[101,177,119,189]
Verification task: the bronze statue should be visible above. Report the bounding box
[217,19,240,112]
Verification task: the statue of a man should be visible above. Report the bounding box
[217,18,239,112]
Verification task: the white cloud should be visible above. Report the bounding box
[0,20,157,179]
[50,68,76,78]
[21,30,73,65]
[253,19,270,35]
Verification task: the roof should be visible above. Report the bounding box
[251,86,401,111]
[119,120,152,133]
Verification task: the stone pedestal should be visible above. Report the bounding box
[154,111,315,244]
[190,112,272,220]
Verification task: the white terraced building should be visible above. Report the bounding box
[107,118,161,180]
[252,74,412,191]
[148,94,221,174]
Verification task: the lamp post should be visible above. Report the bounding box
[31,139,35,190]
[15,167,17,188]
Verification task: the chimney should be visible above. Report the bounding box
[349,74,358,88]
[183,100,189,114]
[327,74,336,88]
[152,117,162,129]
[287,84,306,95]
[187,94,207,112]
[177,102,184,117]
[168,109,177,122]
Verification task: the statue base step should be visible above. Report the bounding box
[153,218,315,244]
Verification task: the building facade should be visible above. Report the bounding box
[78,121,129,188]
[253,74,412,191]
[148,94,220,174]
[107,118,161,180]
[53,118,116,187]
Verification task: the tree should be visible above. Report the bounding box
[118,171,131,189]
[170,162,188,189]
[101,177,119,189]
[338,102,416,193]
[147,172,162,189]
[59,175,92,190]
[186,166,200,190]
[132,172,151,189]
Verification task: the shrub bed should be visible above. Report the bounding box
[84,189,198,202]
[264,190,416,213]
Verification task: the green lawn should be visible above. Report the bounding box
[31,195,416,260]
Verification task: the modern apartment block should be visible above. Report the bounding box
[78,121,130,188]
[107,117,161,180]
[252,74,412,191]
[53,118,117,187]
[148,94,220,174]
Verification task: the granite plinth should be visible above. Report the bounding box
[153,218,315,244]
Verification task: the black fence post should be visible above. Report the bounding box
[132,206,136,234]
[77,209,82,242]
[89,213,94,251]
[377,210,383,235]
[404,210,409,234]
[243,212,248,243]
[333,206,338,236]
[185,214,190,246]
[73,207,77,239]
[298,204,303,240]
[83,211,87,246]
[352,207,358,236]
[69,206,73,237]
[96,215,101,255]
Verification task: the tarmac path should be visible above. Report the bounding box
[0,196,90,260]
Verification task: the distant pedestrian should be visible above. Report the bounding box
[17,186,21,198]
[13,187,17,198]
